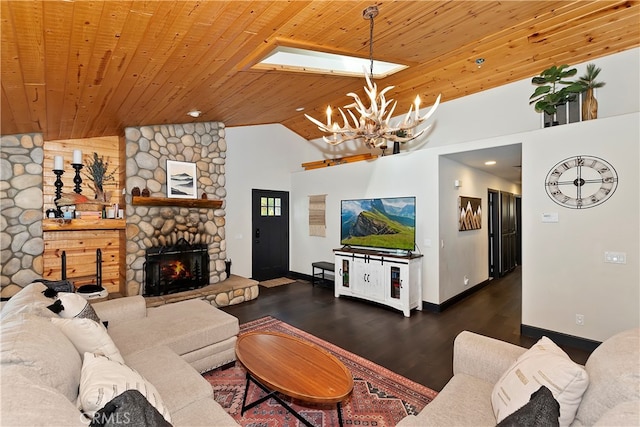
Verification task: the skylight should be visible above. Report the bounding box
[253,46,407,79]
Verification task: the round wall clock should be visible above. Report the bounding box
[545,155,618,209]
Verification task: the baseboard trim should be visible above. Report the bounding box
[521,324,601,352]
[289,271,312,282]
[422,279,493,313]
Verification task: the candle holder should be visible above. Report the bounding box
[53,169,64,217]
[71,163,83,194]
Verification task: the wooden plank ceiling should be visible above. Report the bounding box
[1,1,639,141]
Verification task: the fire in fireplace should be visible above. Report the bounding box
[144,238,209,296]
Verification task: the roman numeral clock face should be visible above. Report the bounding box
[545,155,618,209]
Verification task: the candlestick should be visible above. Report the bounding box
[54,155,64,171]
[53,169,65,217]
[73,149,82,165]
[71,163,83,194]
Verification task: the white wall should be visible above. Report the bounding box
[522,113,639,341]
[224,124,314,277]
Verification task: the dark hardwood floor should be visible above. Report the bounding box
[221,267,592,392]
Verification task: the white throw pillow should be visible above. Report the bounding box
[54,292,101,323]
[0,282,55,320]
[78,352,172,423]
[51,317,124,364]
[491,336,589,426]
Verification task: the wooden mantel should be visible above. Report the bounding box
[131,196,223,209]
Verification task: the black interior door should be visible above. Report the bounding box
[500,192,517,275]
[251,189,289,281]
[488,189,500,279]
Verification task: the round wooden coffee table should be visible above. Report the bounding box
[236,331,354,427]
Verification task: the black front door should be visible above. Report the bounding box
[251,189,289,281]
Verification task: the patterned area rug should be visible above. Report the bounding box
[203,316,437,426]
[258,277,297,288]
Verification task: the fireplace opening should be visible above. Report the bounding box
[144,238,209,296]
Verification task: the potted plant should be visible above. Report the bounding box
[577,63,605,121]
[529,64,584,126]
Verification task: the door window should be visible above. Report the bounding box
[261,197,281,216]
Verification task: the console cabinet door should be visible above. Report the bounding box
[335,256,352,297]
[353,257,384,301]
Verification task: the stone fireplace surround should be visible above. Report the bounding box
[124,122,227,297]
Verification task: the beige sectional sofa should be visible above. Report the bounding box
[398,328,640,426]
[1,282,240,426]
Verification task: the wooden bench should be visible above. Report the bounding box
[312,261,335,286]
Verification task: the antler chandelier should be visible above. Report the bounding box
[305,5,440,150]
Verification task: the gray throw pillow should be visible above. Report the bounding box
[497,386,560,427]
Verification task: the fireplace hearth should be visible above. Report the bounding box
[144,238,209,296]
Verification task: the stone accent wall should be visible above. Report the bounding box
[0,134,44,295]
[124,122,227,296]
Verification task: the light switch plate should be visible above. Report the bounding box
[604,251,626,264]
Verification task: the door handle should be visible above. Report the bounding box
[255,228,260,238]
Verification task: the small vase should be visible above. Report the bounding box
[392,141,400,154]
[582,88,598,121]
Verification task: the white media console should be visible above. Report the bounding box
[334,248,423,317]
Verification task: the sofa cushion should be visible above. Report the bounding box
[1,312,82,401]
[1,367,84,426]
[170,398,240,427]
[125,345,214,414]
[593,400,640,426]
[574,328,640,426]
[78,352,172,423]
[51,317,124,363]
[108,299,239,357]
[491,336,589,426]
[497,385,560,427]
[398,373,497,426]
[1,282,55,320]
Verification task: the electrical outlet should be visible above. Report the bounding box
[575,314,584,326]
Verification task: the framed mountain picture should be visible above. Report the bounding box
[166,160,197,199]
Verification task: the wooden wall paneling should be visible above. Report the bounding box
[43,229,122,293]
[43,135,124,295]
[43,136,122,212]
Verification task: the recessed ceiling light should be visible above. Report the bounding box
[187,110,201,118]
[485,160,497,165]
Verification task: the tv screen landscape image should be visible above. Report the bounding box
[340,197,416,251]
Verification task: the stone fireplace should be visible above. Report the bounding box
[144,238,209,296]
[124,122,227,296]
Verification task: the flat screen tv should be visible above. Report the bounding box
[340,197,416,252]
